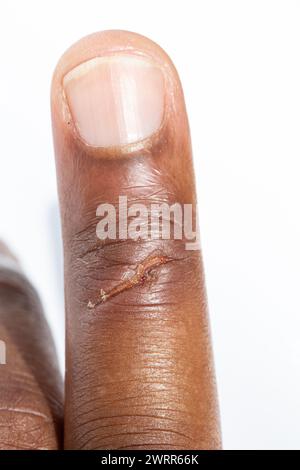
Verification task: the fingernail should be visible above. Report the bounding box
[63,54,165,147]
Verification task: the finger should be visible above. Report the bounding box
[0,241,63,449]
[52,30,221,450]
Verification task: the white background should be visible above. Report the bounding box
[0,0,299,450]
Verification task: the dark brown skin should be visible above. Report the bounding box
[0,243,63,449]
[0,30,221,450]
[52,31,221,450]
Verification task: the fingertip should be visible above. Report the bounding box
[51,30,189,155]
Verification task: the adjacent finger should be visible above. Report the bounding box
[0,241,63,449]
[52,30,221,450]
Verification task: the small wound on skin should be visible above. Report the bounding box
[87,253,172,308]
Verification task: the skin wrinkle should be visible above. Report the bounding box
[116,443,185,450]
[78,428,194,449]
[75,414,196,448]
[75,212,186,267]
[73,413,194,449]
[76,410,194,430]
[72,395,191,418]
